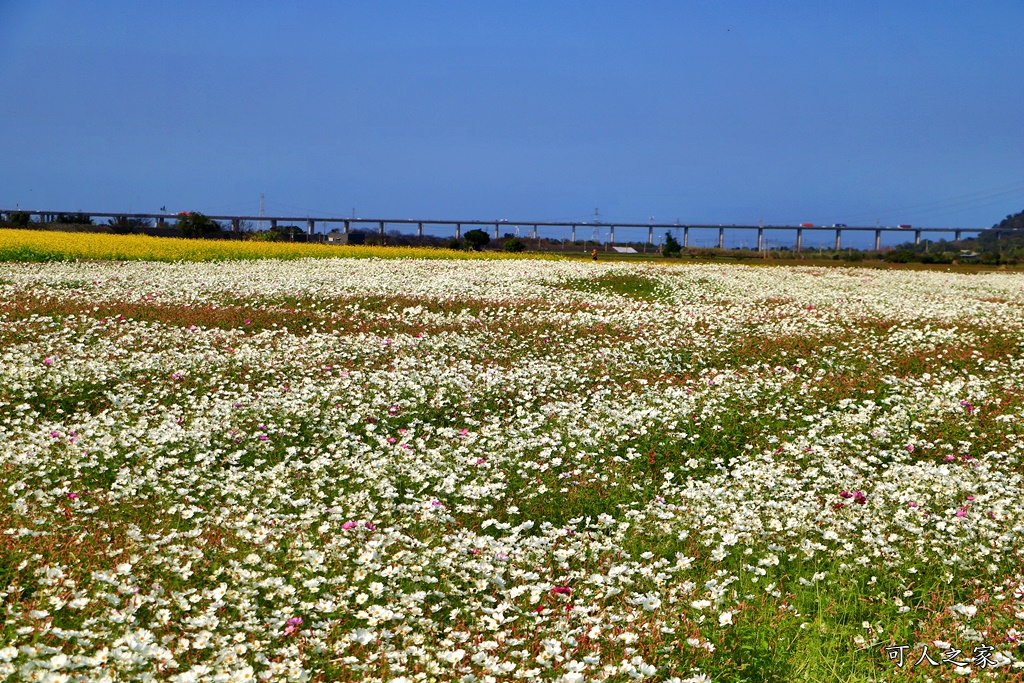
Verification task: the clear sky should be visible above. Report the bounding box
[2,1,1022,229]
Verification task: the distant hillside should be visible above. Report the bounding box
[883,208,1024,265]
[993,209,1024,231]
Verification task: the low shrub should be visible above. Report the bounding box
[503,238,525,253]
[886,250,915,263]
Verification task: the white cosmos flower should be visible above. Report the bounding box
[349,629,375,645]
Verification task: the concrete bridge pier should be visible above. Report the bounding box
[609,225,615,244]
[683,226,689,248]
[270,219,277,230]
[875,230,881,251]
[494,223,499,239]
[571,225,576,242]
[231,218,240,233]
[648,226,653,244]
[955,230,961,242]
[757,227,764,252]
[718,227,724,249]
[796,228,803,252]
[378,221,385,237]
[835,229,842,251]
[915,230,921,245]
[306,219,315,236]
[455,223,461,240]
[344,220,350,235]
[417,222,423,238]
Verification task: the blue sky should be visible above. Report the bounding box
[2,1,1022,230]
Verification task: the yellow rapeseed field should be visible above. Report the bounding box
[0,229,553,262]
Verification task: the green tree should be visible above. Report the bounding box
[464,229,490,251]
[176,212,221,239]
[8,211,32,227]
[663,232,682,257]
[57,213,93,225]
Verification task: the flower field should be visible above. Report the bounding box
[0,229,545,263]
[2,257,1024,682]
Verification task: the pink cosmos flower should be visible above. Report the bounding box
[284,616,303,635]
[551,586,572,595]
[341,521,357,530]
[43,357,54,366]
